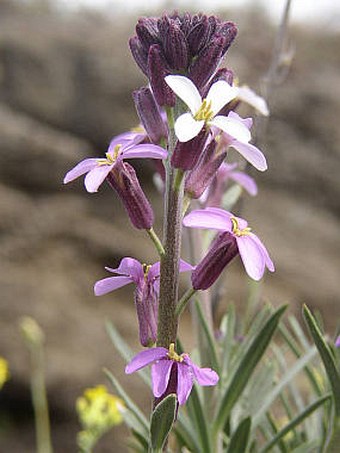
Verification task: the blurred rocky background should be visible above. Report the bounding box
[0,0,339,451]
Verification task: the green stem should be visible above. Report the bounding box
[146,228,165,257]
[176,288,197,317]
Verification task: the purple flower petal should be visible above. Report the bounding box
[151,360,173,397]
[147,262,161,282]
[123,144,167,160]
[227,110,253,129]
[125,347,168,374]
[183,208,232,231]
[177,362,194,405]
[335,336,340,348]
[106,257,144,283]
[94,276,134,296]
[184,356,219,386]
[236,235,266,281]
[249,233,275,272]
[63,158,98,184]
[179,259,194,272]
[230,140,267,172]
[108,130,145,151]
[84,165,113,193]
[229,171,258,196]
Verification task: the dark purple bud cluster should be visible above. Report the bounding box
[129,13,237,103]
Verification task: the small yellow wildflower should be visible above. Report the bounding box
[76,385,124,451]
[0,357,10,389]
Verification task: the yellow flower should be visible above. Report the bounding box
[76,385,124,431]
[0,357,10,389]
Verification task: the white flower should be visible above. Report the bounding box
[165,75,251,143]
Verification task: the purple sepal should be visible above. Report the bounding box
[171,129,207,170]
[129,36,149,76]
[191,231,238,290]
[158,16,188,70]
[133,87,168,143]
[148,44,176,107]
[107,162,154,230]
[185,140,226,199]
[134,282,158,347]
[188,35,225,90]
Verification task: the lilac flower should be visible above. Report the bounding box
[183,207,274,282]
[335,336,340,348]
[63,135,167,193]
[201,162,258,207]
[94,258,192,347]
[125,343,219,405]
[237,85,269,116]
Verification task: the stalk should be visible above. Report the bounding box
[157,108,185,348]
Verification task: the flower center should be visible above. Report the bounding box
[231,217,252,237]
[142,263,151,281]
[194,99,214,122]
[97,144,122,166]
[167,343,184,362]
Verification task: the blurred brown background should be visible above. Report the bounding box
[0,0,339,451]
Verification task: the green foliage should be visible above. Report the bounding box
[150,394,177,452]
[106,302,335,452]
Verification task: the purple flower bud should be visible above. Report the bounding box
[217,21,238,54]
[133,87,167,143]
[158,16,188,70]
[107,162,154,230]
[188,35,225,90]
[129,36,149,76]
[211,67,234,85]
[186,15,209,55]
[185,140,227,199]
[136,17,160,49]
[148,44,176,107]
[171,129,208,171]
[191,231,238,290]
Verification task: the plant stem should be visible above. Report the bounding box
[146,228,165,257]
[176,287,197,317]
[157,107,185,348]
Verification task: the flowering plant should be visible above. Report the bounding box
[62,10,339,453]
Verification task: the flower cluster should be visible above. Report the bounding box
[64,11,274,409]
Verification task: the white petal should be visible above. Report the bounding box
[237,86,269,116]
[206,81,239,115]
[174,113,204,142]
[211,115,251,143]
[230,141,268,172]
[165,75,202,115]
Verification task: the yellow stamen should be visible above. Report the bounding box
[194,99,214,122]
[131,125,145,133]
[142,263,151,281]
[231,216,252,237]
[97,145,122,166]
[167,343,184,362]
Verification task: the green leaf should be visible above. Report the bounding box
[103,368,149,437]
[214,305,287,433]
[260,394,331,452]
[194,298,220,374]
[227,417,252,453]
[221,305,236,378]
[186,383,212,453]
[253,345,317,427]
[303,305,340,416]
[150,394,177,452]
[106,321,151,387]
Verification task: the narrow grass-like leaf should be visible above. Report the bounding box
[214,305,287,433]
[194,298,220,374]
[103,368,149,435]
[186,383,212,453]
[106,320,151,386]
[150,394,177,452]
[221,305,236,378]
[266,412,288,453]
[227,417,252,453]
[253,346,317,427]
[303,305,340,416]
[175,415,202,452]
[260,394,331,453]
